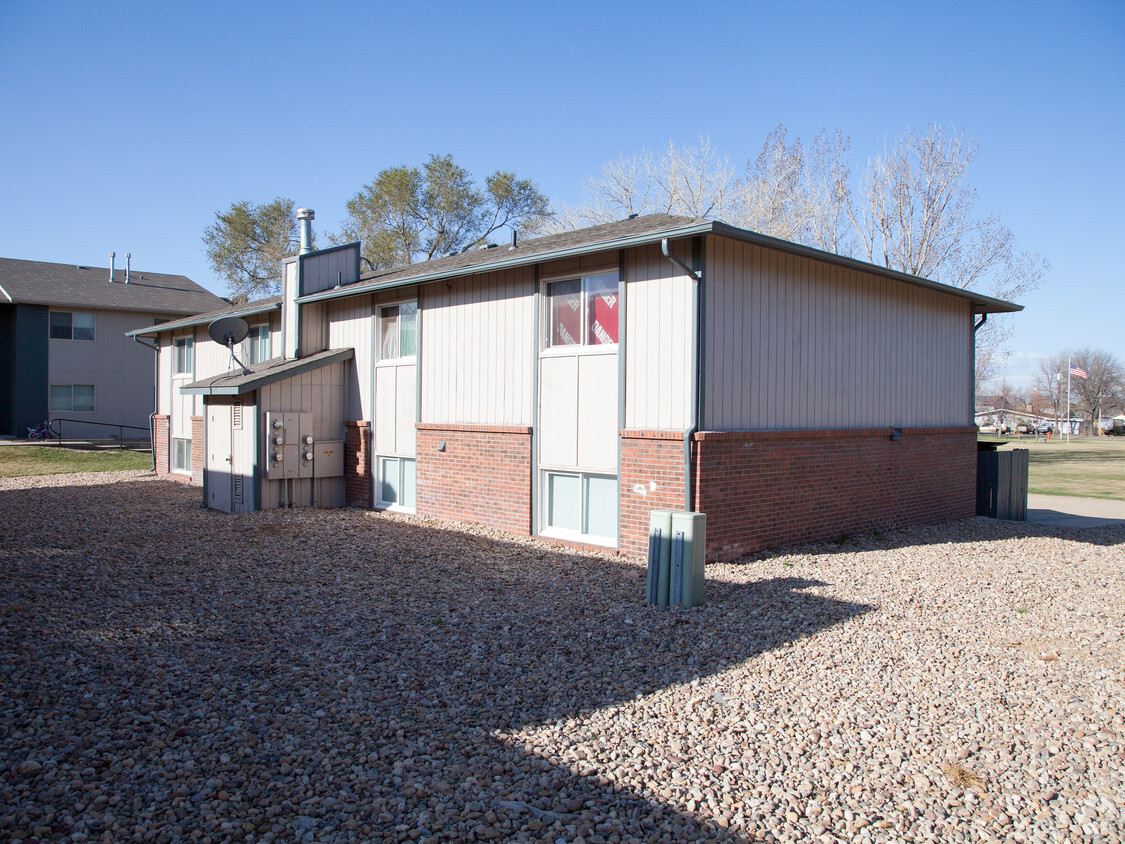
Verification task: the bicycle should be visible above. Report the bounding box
[27,420,53,440]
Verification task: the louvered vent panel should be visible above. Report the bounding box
[232,476,243,503]
[232,400,243,430]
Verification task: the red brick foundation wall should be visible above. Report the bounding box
[693,426,978,562]
[416,424,532,535]
[153,415,170,476]
[619,430,688,557]
[344,420,371,508]
[190,416,204,486]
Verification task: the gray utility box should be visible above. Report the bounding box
[646,510,706,608]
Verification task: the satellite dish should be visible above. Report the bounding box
[208,316,250,346]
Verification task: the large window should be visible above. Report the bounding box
[172,438,191,473]
[49,384,95,412]
[247,324,271,364]
[49,311,95,341]
[379,303,417,360]
[543,471,617,543]
[172,336,194,375]
[546,272,618,348]
[378,457,416,511]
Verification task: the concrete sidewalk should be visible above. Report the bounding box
[1026,494,1125,528]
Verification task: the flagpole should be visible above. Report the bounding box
[1066,356,1072,443]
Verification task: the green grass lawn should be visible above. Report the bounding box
[0,446,151,478]
[988,436,1125,501]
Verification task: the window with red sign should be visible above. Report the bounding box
[547,272,618,348]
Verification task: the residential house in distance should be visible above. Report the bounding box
[129,214,1021,562]
[0,257,226,440]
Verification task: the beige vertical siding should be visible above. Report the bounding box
[623,242,693,431]
[420,267,534,426]
[703,237,974,430]
[299,301,328,355]
[327,296,374,421]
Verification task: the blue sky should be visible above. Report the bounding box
[2,0,1122,390]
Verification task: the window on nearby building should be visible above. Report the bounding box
[173,336,194,375]
[247,324,271,364]
[378,303,418,360]
[546,271,618,348]
[49,384,95,412]
[378,457,416,510]
[543,471,617,543]
[172,438,191,473]
[49,311,95,341]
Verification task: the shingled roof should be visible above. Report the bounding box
[0,257,226,315]
[126,295,283,337]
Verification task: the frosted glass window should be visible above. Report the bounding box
[72,385,95,412]
[401,458,416,509]
[379,457,416,509]
[380,458,400,505]
[173,337,194,374]
[49,385,71,411]
[49,384,95,412]
[172,438,191,472]
[547,473,580,532]
[583,475,617,539]
[72,313,96,341]
[248,324,271,364]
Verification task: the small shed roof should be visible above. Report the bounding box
[179,348,353,396]
[295,214,1023,315]
[0,257,226,315]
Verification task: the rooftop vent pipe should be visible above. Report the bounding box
[508,230,518,251]
[297,208,315,254]
[109,251,115,283]
[125,253,131,284]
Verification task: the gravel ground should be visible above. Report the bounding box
[1,472,1122,843]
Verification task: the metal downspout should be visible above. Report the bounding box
[973,313,988,425]
[134,335,159,472]
[661,238,702,512]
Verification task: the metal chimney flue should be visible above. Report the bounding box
[297,208,315,254]
[125,253,131,284]
[109,252,115,283]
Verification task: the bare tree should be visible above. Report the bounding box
[1068,348,1125,433]
[1032,352,1068,426]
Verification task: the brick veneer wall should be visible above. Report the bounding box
[693,426,977,561]
[344,421,371,508]
[416,424,532,535]
[190,416,204,485]
[153,415,170,476]
[619,430,688,557]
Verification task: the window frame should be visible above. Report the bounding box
[246,324,271,365]
[376,300,418,363]
[49,310,96,341]
[171,437,191,474]
[49,384,96,413]
[541,270,620,353]
[172,336,194,376]
[539,469,618,546]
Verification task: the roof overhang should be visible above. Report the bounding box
[127,300,282,337]
[179,348,353,396]
[295,220,1022,315]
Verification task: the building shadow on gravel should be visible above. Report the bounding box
[0,479,873,842]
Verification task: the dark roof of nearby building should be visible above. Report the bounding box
[296,213,1022,315]
[0,257,226,315]
[127,295,282,337]
[180,348,354,396]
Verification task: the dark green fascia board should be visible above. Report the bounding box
[179,348,354,396]
[295,220,1022,316]
[126,300,282,338]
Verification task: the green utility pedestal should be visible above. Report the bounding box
[646,510,674,606]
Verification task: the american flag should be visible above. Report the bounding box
[1070,364,1088,379]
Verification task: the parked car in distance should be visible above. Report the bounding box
[1037,423,1054,434]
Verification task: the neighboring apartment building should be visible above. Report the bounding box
[129,214,1021,562]
[0,257,226,439]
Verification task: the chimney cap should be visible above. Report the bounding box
[297,208,315,220]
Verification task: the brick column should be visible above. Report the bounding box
[152,415,170,476]
[190,416,204,486]
[344,420,371,508]
[619,430,688,557]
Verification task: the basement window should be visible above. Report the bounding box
[379,303,417,360]
[542,471,617,545]
[378,457,416,511]
[49,311,95,341]
[546,272,618,348]
[172,438,191,473]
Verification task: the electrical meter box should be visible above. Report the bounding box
[312,441,345,478]
[264,411,314,480]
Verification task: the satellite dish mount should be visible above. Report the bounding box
[207,316,251,375]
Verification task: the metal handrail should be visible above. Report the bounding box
[48,417,151,450]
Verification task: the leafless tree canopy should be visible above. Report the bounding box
[1032,349,1125,431]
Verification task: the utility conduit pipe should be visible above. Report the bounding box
[661,238,702,512]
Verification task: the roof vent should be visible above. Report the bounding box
[297,208,315,255]
[508,230,518,251]
[628,213,639,220]
[484,243,499,250]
